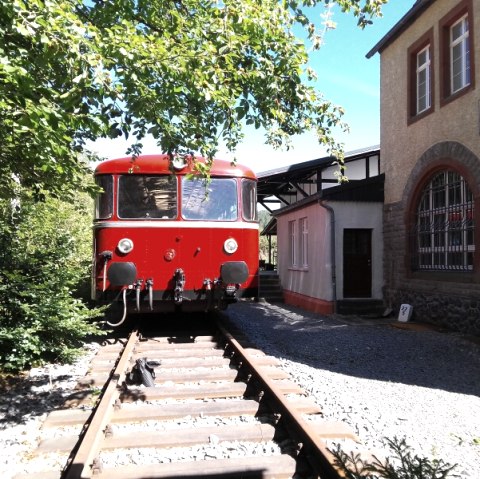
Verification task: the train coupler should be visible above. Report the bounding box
[173,268,185,304]
[203,279,214,311]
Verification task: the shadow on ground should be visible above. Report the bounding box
[225,301,480,397]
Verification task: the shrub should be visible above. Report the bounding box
[0,186,104,372]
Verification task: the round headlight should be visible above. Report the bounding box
[224,238,238,254]
[117,238,134,254]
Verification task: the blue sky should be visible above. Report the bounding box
[89,1,415,173]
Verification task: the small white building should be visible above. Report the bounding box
[257,146,384,315]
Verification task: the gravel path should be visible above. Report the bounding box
[226,301,480,478]
[1,301,479,478]
[0,344,100,479]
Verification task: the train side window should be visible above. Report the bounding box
[182,177,238,221]
[95,175,113,219]
[118,175,177,219]
[242,179,258,222]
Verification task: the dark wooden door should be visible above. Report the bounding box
[343,229,372,298]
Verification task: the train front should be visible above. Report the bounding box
[91,155,259,325]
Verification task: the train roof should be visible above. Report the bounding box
[94,154,256,179]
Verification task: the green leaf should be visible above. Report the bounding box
[1,0,385,198]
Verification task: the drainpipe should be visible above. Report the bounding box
[268,235,272,265]
[318,199,337,314]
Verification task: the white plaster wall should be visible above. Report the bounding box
[277,202,333,301]
[330,201,384,300]
[276,200,384,302]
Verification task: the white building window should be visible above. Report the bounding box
[450,14,470,94]
[299,217,308,267]
[416,45,431,114]
[288,220,296,266]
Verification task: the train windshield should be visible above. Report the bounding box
[118,175,177,219]
[95,175,113,219]
[182,177,238,221]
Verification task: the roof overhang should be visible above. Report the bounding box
[256,145,380,212]
[273,174,385,218]
[366,0,436,58]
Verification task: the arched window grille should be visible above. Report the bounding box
[412,170,474,271]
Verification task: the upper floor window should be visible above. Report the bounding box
[440,0,474,103]
[416,45,432,114]
[408,30,434,122]
[450,15,470,94]
[411,170,474,272]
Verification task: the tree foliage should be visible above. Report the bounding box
[1,0,387,197]
[0,182,104,372]
[258,210,277,264]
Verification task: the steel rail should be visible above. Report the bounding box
[62,330,140,479]
[217,320,344,479]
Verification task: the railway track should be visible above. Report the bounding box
[15,317,358,479]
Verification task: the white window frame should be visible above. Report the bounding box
[416,45,431,114]
[299,217,308,268]
[288,220,297,266]
[450,14,470,94]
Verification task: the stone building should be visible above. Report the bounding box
[367,0,480,334]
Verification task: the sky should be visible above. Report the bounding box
[88,1,416,174]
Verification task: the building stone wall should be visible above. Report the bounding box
[380,0,480,205]
[380,0,480,335]
[384,198,480,335]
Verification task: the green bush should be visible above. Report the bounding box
[0,186,104,372]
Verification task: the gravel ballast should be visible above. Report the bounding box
[226,301,480,478]
[1,301,479,478]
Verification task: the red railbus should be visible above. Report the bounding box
[92,154,259,326]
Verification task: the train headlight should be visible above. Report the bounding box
[223,238,238,255]
[117,238,134,254]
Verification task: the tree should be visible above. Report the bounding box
[258,210,277,265]
[0,0,387,198]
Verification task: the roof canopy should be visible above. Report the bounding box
[257,145,381,213]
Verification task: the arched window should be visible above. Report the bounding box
[412,170,474,271]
